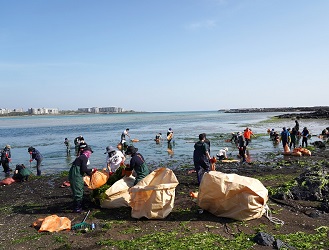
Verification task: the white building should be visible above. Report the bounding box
[78,106,124,113]
[28,108,59,115]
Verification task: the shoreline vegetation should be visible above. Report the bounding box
[1,148,329,249]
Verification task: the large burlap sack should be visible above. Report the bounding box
[197,171,268,221]
[100,176,136,209]
[129,167,179,219]
[33,215,71,232]
[84,170,109,189]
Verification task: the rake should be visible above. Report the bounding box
[71,210,91,230]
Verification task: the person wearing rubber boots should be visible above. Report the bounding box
[69,145,96,213]
[28,146,43,176]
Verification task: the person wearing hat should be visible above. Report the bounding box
[193,133,211,185]
[124,145,149,185]
[1,145,12,174]
[69,145,96,213]
[216,147,228,161]
[105,146,126,173]
[155,132,162,143]
[167,128,174,142]
[237,132,247,163]
[74,135,84,156]
[230,132,239,146]
[120,128,130,151]
[301,127,310,148]
[28,146,43,176]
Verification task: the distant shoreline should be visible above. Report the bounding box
[222,106,329,113]
[223,106,329,119]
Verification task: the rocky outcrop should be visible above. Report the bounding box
[275,109,329,119]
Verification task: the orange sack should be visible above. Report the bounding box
[32,215,71,232]
[84,170,109,189]
[0,177,16,186]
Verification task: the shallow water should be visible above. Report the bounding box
[0,111,327,177]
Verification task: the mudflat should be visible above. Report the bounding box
[0,143,329,249]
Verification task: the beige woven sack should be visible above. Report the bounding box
[198,171,268,221]
[100,176,136,209]
[129,168,179,219]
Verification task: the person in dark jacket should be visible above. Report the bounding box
[28,146,43,176]
[237,132,246,163]
[1,145,12,174]
[290,127,298,149]
[294,120,300,133]
[69,145,96,213]
[301,127,310,148]
[193,133,211,185]
[124,145,149,185]
[280,127,291,150]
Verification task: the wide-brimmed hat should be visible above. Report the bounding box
[104,146,116,154]
[125,145,138,155]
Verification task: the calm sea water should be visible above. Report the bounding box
[0,111,327,177]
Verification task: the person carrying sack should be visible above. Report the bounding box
[69,145,97,213]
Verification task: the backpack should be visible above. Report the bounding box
[1,150,7,161]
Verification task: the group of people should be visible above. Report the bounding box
[269,120,311,150]
[1,145,43,176]
[66,128,153,213]
[192,128,255,185]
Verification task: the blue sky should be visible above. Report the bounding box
[1,0,328,112]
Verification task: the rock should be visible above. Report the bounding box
[253,232,275,246]
[274,239,296,249]
[312,141,326,148]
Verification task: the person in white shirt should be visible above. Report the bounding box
[104,146,126,173]
[216,147,228,160]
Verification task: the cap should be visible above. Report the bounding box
[5,145,11,149]
[28,146,34,152]
[125,145,138,155]
[104,146,116,154]
[83,145,93,153]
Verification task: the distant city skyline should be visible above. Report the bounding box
[1,1,328,112]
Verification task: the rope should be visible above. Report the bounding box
[263,204,284,225]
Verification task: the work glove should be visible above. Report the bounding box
[8,158,12,162]
[125,170,132,177]
[92,168,97,174]
[29,159,33,163]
